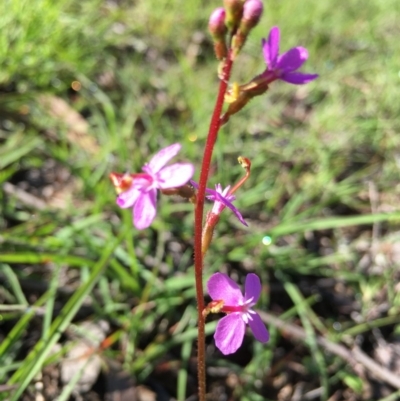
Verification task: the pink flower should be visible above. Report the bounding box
[190,181,247,226]
[207,272,269,355]
[116,144,194,230]
[261,26,318,85]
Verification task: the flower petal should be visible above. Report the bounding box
[190,180,217,196]
[116,177,150,208]
[214,314,246,355]
[262,26,280,68]
[133,189,157,229]
[190,181,247,225]
[216,183,228,196]
[157,163,194,189]
[281,71,319,85]
[276,46,308,73]
[146,143,182,174]
[207,273,244,305]
[244,273,262,303]
[116,187,140,209]
[248,312,269,343]
[205,189,221,201]
[190,180,199,189]
[213,192,247,226]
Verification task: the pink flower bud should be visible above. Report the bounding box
[208,7,226,37]
[231,0,263,57]
[208,7,228,59]
[241,0,263,31]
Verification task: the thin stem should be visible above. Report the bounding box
[228,156,251,195]
[194,54,233,401]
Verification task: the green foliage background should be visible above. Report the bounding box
[1,0,400,399]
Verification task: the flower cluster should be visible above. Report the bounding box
[222,25,318,123]
[110,6,318,357]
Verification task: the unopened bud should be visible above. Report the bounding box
[223,0,244,33]
[209,8,227,37]
[209,8,228,60]
[232,0,263,56]
[241,0,263,34]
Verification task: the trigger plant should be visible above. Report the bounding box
[110,0,318,399]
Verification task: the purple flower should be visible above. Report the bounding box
[190,181,247,226]
[261,26,318,85]
[207,273,269,355]
[116,143,194,230]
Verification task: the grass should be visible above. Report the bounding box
[1,0,400,399]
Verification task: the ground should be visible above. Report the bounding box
[1,0,400,400]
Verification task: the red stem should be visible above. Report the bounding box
[194,55,233,401]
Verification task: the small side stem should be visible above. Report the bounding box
[194,55,233,401]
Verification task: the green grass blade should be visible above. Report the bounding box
[269,212,400,237]
[7,232,124,400]
[0,264,28,305]
[282,278,329,401]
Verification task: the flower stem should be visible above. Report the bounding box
[194,54,233,401]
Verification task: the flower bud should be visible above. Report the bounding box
[209,8,227,37]
[208,8,228,60]
[232,0,263,56]
[240,0,263,34]
[223,0,244,33]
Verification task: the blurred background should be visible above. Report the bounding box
[1,0,400,400]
